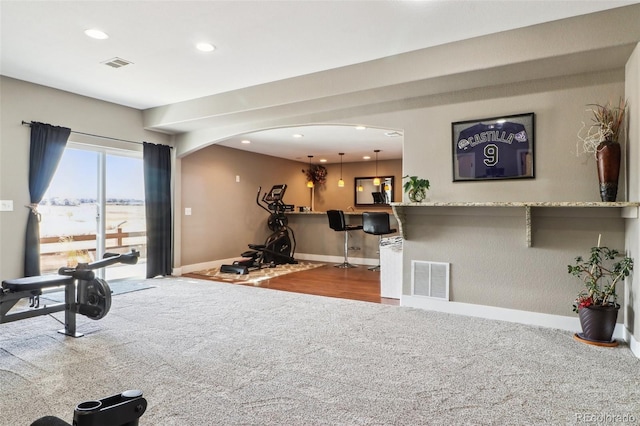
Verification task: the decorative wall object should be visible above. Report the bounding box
[452,112,535,182]
[354,176,394,206]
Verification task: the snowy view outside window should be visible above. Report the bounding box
[39,147,146,279]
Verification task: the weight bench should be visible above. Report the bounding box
[1,249,139,338]
[1,274,82,337]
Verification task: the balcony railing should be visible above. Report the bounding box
[40,227,146,273]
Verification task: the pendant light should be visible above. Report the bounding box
[306,155,314,188]
[373,149,381,186]
[338,153,345,187]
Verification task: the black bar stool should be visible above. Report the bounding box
[327,210,363,268]
[362,212,397,271]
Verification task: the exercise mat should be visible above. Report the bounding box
[185,261,325,285]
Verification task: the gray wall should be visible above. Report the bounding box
[385,75,629,319]
[625,45,640,337]
[401,207,625,316]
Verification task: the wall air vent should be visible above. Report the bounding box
[101,57,134,69]
[411,260,450,300]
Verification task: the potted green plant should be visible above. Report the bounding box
[576,98,627,201]
[568,246,633,344]
[402,175,430,203]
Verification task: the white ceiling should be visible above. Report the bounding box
[2,0,638,163]
[218,125,404,164]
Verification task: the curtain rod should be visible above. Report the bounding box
[21,120,172,148]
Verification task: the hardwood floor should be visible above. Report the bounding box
[239,262,399,305]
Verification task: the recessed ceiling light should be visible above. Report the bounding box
[84,29,109,40]
[292,134,304,138]
[320,159,327,163]
[355,126,366,130]
[241,140,251,144]
[196,42,216,52]
[363,156,371,160]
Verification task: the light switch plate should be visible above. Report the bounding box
[0,200,14,211]
[185,207,192,216]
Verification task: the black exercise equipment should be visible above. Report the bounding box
[221,185,297,274]
[1,249,139,337]
[30,389,147,426]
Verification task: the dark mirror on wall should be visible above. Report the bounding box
[354,176,394,206]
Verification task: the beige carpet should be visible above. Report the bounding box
[185,261,325,284]
[2,277,640,425]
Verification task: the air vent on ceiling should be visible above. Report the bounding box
[411,260,450,300]
[384,131,403,137]
[101,57,133,69]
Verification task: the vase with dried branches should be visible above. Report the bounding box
[576,99,627,201]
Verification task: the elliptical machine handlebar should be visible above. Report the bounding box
[255,184,293,214]
[255,186,270,214]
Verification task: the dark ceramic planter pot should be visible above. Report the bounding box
[596,142,621,202]
[578,304,619,343]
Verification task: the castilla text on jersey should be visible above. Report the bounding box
[458,129,528,150]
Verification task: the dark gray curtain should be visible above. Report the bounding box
[24,122,71,276]
[143,142,172,278]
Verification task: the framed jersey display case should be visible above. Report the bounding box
[452,112,535,182]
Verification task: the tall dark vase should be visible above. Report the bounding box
[596,142,621,202]
[578,304,619,343]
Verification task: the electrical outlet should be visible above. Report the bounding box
[0,200,14,211]
[236,175,240,183]
[185,207,192,216]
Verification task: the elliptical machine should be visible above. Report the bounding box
[221,185,297,275]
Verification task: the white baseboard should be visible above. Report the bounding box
[173,257,240,276]
[174,253,378,276]
[401,295,630,346]
[627,330,640,358]
[278,252,379,266]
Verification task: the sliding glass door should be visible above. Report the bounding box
[104,153,146,280]
[40,144,146,280]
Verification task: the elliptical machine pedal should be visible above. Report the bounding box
[220,264,249,275]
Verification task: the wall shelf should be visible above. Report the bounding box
[390,201,640,247]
